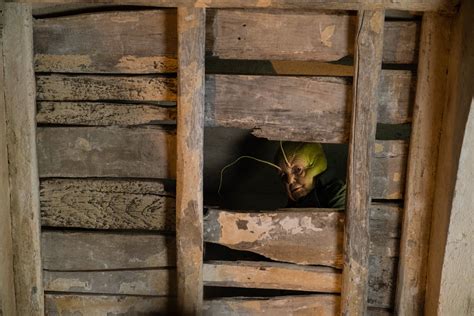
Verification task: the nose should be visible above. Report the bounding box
[286,173,296,185]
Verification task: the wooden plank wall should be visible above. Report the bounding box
[33,7,418,315]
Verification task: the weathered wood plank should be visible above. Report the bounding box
[33,9,419,73]
[208,10,418,64]
[29,1,458,12]
[425,3,474,315]
[36,101,176,126]
[204,208,344,268]
[0,4,17,315]
[36,74,176,102]
[35,71,413,128]
[40,179,175,231]
[203,260,341,293]
[203,294,340,316]
[372,140,408,200]
[369,256,398,309]
[176,7,206,315]
[36,127,176,179]
[41,231,175,270]
[342,10,384,315]
[34,10,177,74]
[44,269,176,296]
[204,205,400,267]
[3,4,44,315]
[396,14,451,316]
[45,294,174,316]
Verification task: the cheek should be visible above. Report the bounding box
[300,174,315,189]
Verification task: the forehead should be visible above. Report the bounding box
[278,155,308,171]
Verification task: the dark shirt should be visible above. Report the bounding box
[287,169,346,209]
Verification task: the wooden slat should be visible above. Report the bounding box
[45,294,173,316]
[0,4,17,315]
[40,179,175,231]
[372,140,408,199]
[34,10,177,73]
[44,269,176,296]
[29,1,458,12]
[208,10,418,64]
[36,101,177,126]
[3,4,44,315]
[396,14,451,316]
[369,256,398,309]
[203,260,341,293]
[36,74,176,102]
[176,7,205,314]
[35,71,413,129]
[36,127,176,178]
[204,294,340,316]
[342,10,384,315]
[41,231,175,270]
[204,205,400,267]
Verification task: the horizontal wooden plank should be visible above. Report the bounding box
[45,294,174,316]
[41,231,176,270]
[33,10,418,74]
[204,204,400,268]
[36,127,176,179]
[34,10,177,73]
[44,269,176,296]
[203,260,340,293]
[36,74,176,102]
[40,179,175,231]
[203,294,340,315]
[35,72,413,129]
[372,140,408,199]
[36,102,177,126]
[369,256,398,308]
[208,10,419,64]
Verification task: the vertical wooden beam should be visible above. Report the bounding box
[425,1,474,314]
[0,4,17,316]
[341,10,384,316]
[176,6,205,315]
[395,13,451,316]
[2,4,44,315]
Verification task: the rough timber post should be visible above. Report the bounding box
[2,3,44,315]
[176,6,206,315]
[395,13,451,316]
[341,10,384,315]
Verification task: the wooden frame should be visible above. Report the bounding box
[1,3,44,315]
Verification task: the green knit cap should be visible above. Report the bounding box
[275,142,328,178]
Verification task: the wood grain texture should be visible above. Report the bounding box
[36,127,177,179]
[33,9,418,74]
[396,14,451,316]
[176,7,205,315]
[342,10,384,316]
[203,260,341,293]
[34,10,177,73]
[45,294,174,316]
[204,205,400,268]
[36,101,176,126]
[426,2,474,315]
[369,256,398,309]
[35,71,414,130]
[28,1,459,12]
[0,5,17,315]
[208,9,418,64]
[41,231,176,270]
[44,269,176,296]
[3,4,44,315]
[204,294,340,316]
[36,74,176,102]
[40,179,175,231]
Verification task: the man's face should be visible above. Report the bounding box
[278,155,315,201]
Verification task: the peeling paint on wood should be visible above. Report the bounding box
[40,179,176,231]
